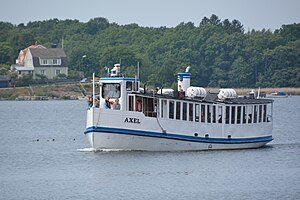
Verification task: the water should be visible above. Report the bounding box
[0,97,299,200]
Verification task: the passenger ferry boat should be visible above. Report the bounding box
[84,64,273,151]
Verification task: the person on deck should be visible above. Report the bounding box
[87,97,93,108]
[112,98,120,110]
[104,96,111,109]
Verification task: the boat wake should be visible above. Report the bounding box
[77,147,132,152]
[77,147,96,152]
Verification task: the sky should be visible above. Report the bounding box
[0,0,299,31]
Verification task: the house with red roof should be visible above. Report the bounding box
[11,42,68,79]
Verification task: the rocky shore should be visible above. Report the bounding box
[0,84,299,101]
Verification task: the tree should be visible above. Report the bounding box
[86,17,109,35]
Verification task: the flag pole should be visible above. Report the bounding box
[92,73,95,107]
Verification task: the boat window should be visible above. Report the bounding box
[253,106,258,123]
[128,95,134,111]
[207,105,211,123]
[237,106,241,124]
[263,105,267,122]
[169,101,174,119]
[143,97,157,117]
[176,102,181,120]
[247,105,253,123]
[259,105,262,123]
[126,81,133,91]
[266,103,272,123]
[189,103,193,121]
[212,105,216,123]
[195,104,200,122]
[201,104,205,123]
[242,106,246,124]
[225,106,230,124]
[102,83,121,98]
[133,81,139,91]
[161,100,168,118]
[218,106,222,123]
[231,106,236,124]
[183,102,187,121]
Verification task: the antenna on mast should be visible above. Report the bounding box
[137,61,140,79]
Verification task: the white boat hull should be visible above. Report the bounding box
[85,129,272,151]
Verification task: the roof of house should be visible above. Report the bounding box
[30,48,68,67]
[30,48,67,58]
[17,42,46,63]
[13,66,34,71]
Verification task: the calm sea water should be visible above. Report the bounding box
[0,97,299,200]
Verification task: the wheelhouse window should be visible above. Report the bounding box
[102,83,121,98]
[126,81,132,91]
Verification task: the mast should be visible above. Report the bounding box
[92,73,95,126]
[137,61,140,79]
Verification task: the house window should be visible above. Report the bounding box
[52,59,61,65]
[40,58,61,65]
[41,70,46,75]
[55,69,61,75]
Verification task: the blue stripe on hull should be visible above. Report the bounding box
[84,126,273,144]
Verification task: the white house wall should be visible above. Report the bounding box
[23,50,34,67]
[34,66,68,79]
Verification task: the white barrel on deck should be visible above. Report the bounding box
[218,89,237,100]
[186,87,206,98]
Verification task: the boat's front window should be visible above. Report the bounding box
[102,83,121,98]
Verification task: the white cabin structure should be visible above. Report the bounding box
[85,65,273,151]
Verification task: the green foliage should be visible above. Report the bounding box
[0,16,299,88]
[0,64,10,75]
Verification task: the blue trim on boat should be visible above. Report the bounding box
[84,126,273,144]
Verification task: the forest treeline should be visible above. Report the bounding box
[0,14,299,88]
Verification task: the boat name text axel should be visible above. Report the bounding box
[124,117,141,124]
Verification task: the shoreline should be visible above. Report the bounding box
[0,84,299,101]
